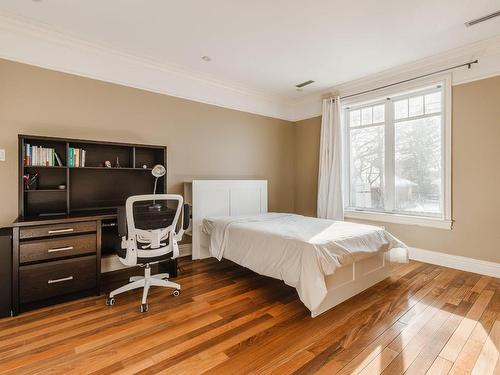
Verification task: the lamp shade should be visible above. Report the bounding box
[151,164,166,178]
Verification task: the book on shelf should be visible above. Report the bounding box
[54,152,63,167]
[68,147,86,167]
[24,144,59,167]
[75,148,80,167]
[24,144,31,166]
[68,147,74,167]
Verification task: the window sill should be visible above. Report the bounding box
[344,210,453,230]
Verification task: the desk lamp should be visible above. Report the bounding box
[150,164,166,210]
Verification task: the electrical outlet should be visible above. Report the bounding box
[0,149,5,162]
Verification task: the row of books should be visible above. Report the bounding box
[24,144,63,167]
[24,144,88,167]
[68,148,86,167]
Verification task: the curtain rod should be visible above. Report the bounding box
[328,59,479,101]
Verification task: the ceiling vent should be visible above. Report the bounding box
[465,10,500,27]
[295,80,315,88]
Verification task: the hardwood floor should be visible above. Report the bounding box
[0,258,499,374]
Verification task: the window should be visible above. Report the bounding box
[344,80,451,229]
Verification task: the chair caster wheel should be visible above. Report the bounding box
[140,303,149,313]
[106,297,115,306]
[173,289,180,297]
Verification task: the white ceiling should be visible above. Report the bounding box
[1,0,500,102]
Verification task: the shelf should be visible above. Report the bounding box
[24,189,67,193]
[24,165,67,169]
[20,134,166,218]
[69,167,153,171]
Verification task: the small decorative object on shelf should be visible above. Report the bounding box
[23,173,39,190]
[115,157,121,168]
[104,160,112,168]
[58,184,66,190]
[142,164,148,169]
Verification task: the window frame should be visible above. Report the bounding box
[342,74,452,230]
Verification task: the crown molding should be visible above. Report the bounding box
[0,12,499,123]
[290,34,500,121]
[0,13,294,121]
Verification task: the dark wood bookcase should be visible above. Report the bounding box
[18,135,167,218]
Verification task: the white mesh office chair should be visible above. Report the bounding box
[106,194,189,313]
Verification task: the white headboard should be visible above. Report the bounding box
[190,180,268,259]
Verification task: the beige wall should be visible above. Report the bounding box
[3,58,499,263]
[294,117,320,217]
[0,59,295,226]
[294,75,500,263]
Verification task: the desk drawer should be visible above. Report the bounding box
[20,255,96,304]
[20,221,96,240]
[20,234,96,264]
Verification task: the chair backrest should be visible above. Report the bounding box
[125,194,184,250]
[118,194,190,266]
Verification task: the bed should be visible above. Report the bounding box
[189,180,408,317]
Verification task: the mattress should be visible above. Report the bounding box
[202,213,407,311]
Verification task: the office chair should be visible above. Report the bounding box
[106,194,189,313]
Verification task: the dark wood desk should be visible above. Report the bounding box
[12,208,177,315]
[13,135,174,315]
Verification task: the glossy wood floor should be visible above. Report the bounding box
[1,258,499,375]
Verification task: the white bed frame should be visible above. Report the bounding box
[189,179,390,317]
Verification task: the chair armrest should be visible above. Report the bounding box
[174,204,190,242]
[117,206,127,238]
[182,204,190,231]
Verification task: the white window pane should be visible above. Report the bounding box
[349,126,384,210]
[395,115,442,215]
[373,104,385,123]
[361,107,372,125]
[394,99,408,120]
[425,92,441,114]
[409,96,424,117]
[349,110,361,127]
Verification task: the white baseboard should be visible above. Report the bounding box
[409,247,500,278]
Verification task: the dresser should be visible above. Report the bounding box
[12,215,105,314]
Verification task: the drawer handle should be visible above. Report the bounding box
[48,246,74,253]
[48,276,74,284]
[48,228,74,234]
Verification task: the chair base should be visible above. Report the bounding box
[107,264,180,311]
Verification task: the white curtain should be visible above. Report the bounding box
[317,97,344,220]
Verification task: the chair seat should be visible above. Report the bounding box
[115,246,171,264]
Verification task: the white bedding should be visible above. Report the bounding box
[203,213,408,312]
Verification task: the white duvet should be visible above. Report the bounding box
[203,213,407,312]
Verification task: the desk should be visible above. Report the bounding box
[12,207,177,315]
